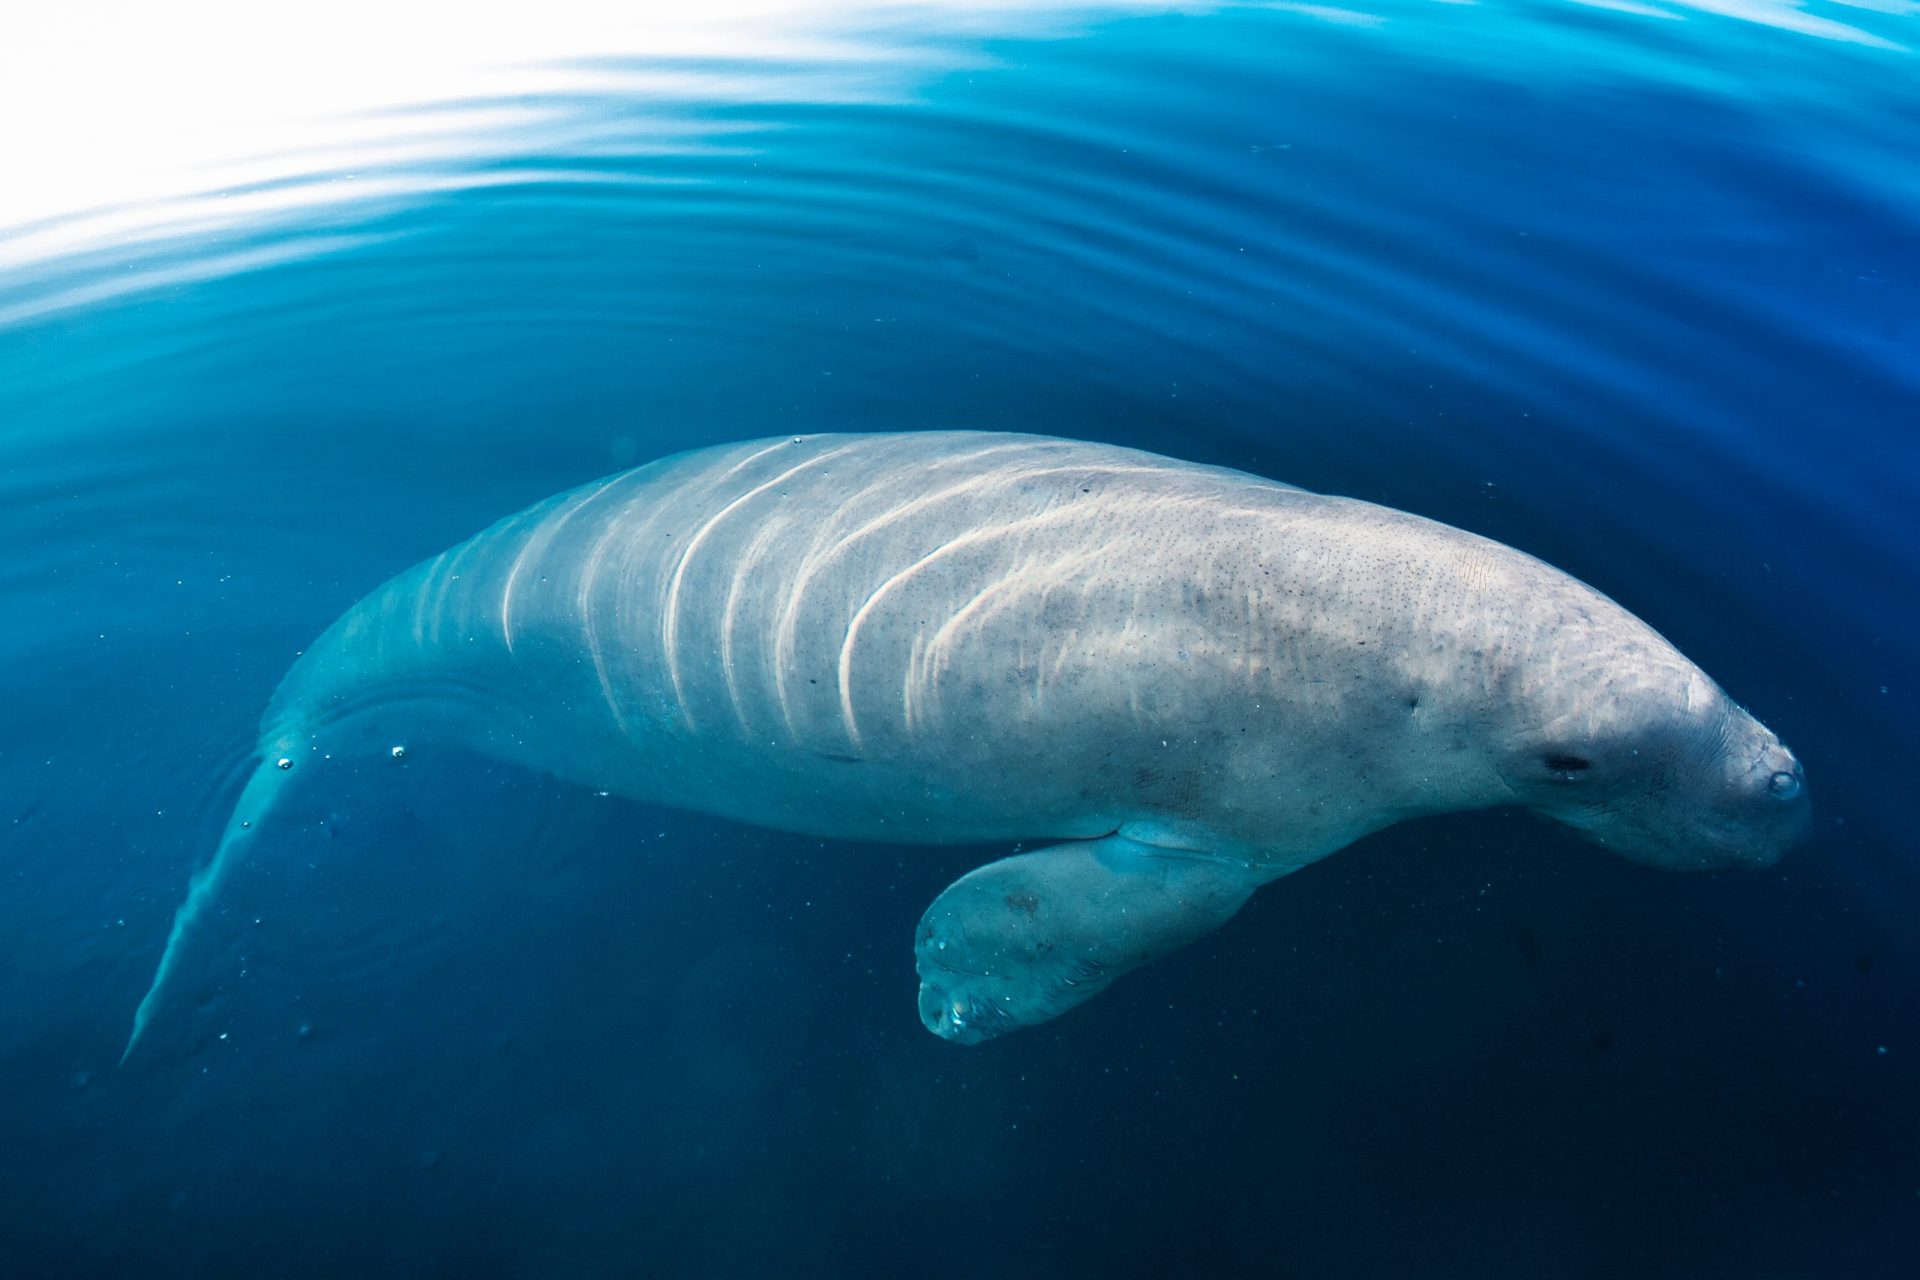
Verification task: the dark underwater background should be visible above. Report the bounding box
[2,2,1916,1275]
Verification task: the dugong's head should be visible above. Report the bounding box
[1492,603,1809,871]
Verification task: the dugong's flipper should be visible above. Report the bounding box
[915,836,1261,1044]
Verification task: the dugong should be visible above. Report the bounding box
[124,432,1808,1054]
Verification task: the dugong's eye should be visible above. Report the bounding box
[1543,753,1593,777]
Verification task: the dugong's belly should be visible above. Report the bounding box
[272,433,1495,857]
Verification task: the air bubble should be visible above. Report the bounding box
[276,757,292,771]
[390,746,407,760]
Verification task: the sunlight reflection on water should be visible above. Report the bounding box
[2,1,1909,281]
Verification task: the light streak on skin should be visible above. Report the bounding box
[501,477,626,656]
[769,441,1038,732]
[578,493,656,738]
[835,501,1097,751]
[774,453,1164,735]
[720,518,791,732]
[658,440,821,722]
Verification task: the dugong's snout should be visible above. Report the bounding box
[1647,734,1809,871]
[1524,710,1811,872]
[1701,730,1811,868]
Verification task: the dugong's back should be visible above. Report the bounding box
[278,432,1390,850]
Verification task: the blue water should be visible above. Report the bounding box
[3,2,1916,1274]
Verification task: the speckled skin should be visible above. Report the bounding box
[125,432,1809,1053]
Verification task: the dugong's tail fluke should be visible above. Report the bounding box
[121,753,294,1064]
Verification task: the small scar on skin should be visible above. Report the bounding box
[1005,892,1040,916]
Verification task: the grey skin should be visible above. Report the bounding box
[122,432,1809,1054]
